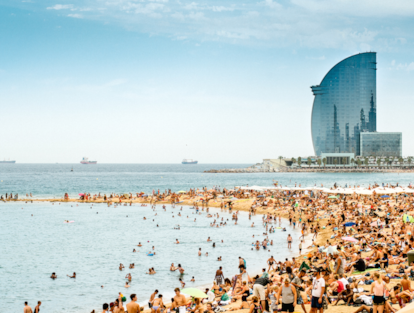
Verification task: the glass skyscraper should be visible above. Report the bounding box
[360,132,402,157]
[311,52,377,156]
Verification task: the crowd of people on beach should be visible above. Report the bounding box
[20,182,414,313]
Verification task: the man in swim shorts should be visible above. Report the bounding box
[149,290,158,308]
[171,288,187,313]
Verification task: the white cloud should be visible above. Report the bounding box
[389,60,414,71]
[68,13,82,18]
[306,56,326,60]
[47,4,74,10]
[263,0,282,9]
[292,0,414,17]
[39,0,414,51]
[211,6,234,12]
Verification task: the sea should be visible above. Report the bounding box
[1,164,414,313]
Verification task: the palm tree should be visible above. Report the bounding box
[322,158,327,168]
[385,157,390,168]
[333,158,337,169]
[291,157,296,167]
[357,159,362,168]
[376,158,381,168]
[307,157,312,167]
[364,157,369,168]
[298,157,302,168]
[399,157,404,167]
[317,159,322,168]
[351,158,355,168]
[408,157,412,168]
[342,157,347,168]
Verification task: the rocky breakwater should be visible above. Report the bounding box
[204,168,279,173]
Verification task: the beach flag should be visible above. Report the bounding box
[299,261,311,272]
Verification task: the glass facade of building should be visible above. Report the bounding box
[311,52,377,156]
[360,132,402,157]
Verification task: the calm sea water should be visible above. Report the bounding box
[0,163,413,197]
[1,202,301,313]
[1,164,414,313]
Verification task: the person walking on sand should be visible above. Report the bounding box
[276,278,297,313]
[310,269,325,313]
[287,234,292,249]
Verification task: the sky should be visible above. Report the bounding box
[1,0,414,163]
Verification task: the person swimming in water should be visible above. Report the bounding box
[67,272,76,278]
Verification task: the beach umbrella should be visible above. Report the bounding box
[342,236,358,243]
[370,221,385,227]
[78,193,84,196]
[217,195,224,198]
[299,261,311,272]
[124,194,129,198]
[380,195,390,198]
[328,195,338,199]
[180,288,208,298]
[326,245,337,255]
[343,222,356,227]
[178,191,186,193]
[257,195,265,198]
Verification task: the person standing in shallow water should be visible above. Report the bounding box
[24,302,33,313]
[287,234,292,249]
[34,301,41,313]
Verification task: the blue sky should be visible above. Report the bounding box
[1,0,414,163]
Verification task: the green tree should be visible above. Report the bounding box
[317,159,322,168]
[291,158,296,167]
[333,158,337,169]
[408,157,412,168]
[322,158,327,168]
[364,157,369,168]
[342,157,347,168]
[385,157,390,167]
[377,158,381,168]
[399,157,404,167]
[357,159,362,168]
[307,157,312,167]
[350,158,355,168]
[298,157,302,168]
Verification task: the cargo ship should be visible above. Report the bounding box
[80,157,97,164]
[0,159,16,163]
[182,159,198,164]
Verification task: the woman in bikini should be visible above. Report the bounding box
[151,295,163,313]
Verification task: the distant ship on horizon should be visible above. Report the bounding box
[80,157,97,164]
[0,159,16,164]
[182,159,198,164]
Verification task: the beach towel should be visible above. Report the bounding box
[352,268,379,275]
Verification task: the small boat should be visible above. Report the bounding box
[71,167,73,172]
[80,157,97,164]
[182,159,198,164]
[0,159,16,164]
